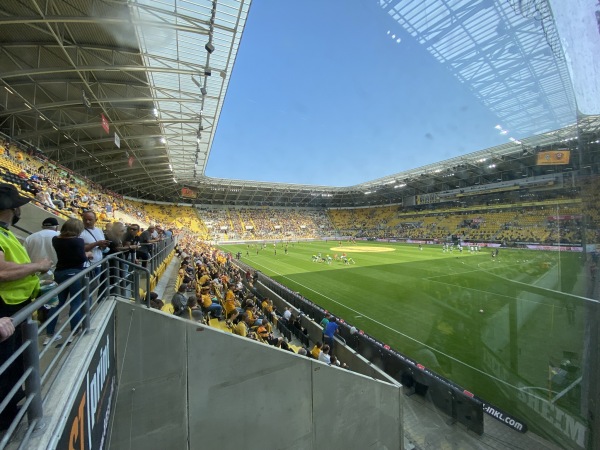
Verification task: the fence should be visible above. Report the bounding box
[0,237,174,450]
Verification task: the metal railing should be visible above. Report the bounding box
[0,237,175,449]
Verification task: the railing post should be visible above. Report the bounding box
[145,267,151,307]
[101,260,110,300]
[133,270,140,304]
[108,258,116,297]
[82,275,91,331]
[21,318,44,426]
[150,244,156,275]
[117,258,125,297]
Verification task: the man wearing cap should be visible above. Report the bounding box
[25,218,61,345]
[24,217,60,270]
[0,183,52,431]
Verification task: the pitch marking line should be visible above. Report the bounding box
[425,279,560,307]
[331,246,395,253]
[248,259,523,391]
[424,261,563,306]
[425,266,497,280]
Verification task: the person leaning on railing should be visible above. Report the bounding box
[0,183,53,431]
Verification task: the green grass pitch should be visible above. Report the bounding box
[222,240,586,421]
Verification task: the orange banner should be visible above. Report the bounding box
[181,187,197,198]
[101,113,109,134]
[536,150,570,165]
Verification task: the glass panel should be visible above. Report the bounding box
[210,1,599,448]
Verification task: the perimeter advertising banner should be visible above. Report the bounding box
[536,150,571,165]
[482,345,586,448]
[57,315,116,450]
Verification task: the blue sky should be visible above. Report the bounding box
[206,1,508,186]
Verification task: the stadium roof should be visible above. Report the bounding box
[0,0,598,208]
[381,0,577,137]
[0,0,248,198]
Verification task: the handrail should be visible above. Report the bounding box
[0,236,174,449]
[10,254,150,327]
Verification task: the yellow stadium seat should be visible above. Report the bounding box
[161,303,175,314]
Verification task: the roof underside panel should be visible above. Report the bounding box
[131,0,250,185]
[382,0,577,137]
[0,0,252,200]
[0,0,598,208]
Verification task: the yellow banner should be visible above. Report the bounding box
[536,150,570,165]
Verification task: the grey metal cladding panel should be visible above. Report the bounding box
[187,329,314,449]
[111,301,402,449]
[312,363,401,450]
[111,301,188,450]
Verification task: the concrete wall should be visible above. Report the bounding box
[111,300,402,450]
[256,282,399,383]
[111,302,189,450]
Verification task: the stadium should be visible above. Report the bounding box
[0,1,598,450]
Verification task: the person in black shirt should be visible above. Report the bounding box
[138,224,160,265]
[47,219,92,343]
[123,224,144,264]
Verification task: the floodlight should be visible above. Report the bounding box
[205,42,215,54]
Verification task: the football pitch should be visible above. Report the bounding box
[222,240,586,422]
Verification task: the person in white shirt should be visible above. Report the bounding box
[24,217,59,270]
[80,210,110,269]
[24,218,62,345]
[318,344,331,364]
[36,189,55,209]
[282,307,292,322]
